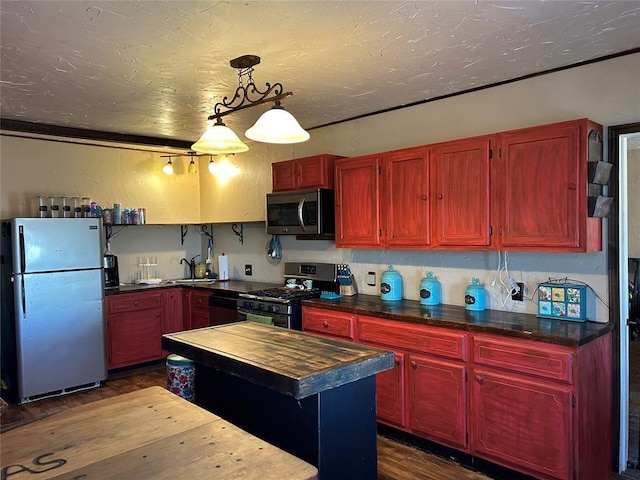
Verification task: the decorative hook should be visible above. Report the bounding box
[231,223,244,245]
[180,225,189,245]
[200,224,213,241]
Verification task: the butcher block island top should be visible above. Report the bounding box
[162,322,394,399]
[0,386,318,480]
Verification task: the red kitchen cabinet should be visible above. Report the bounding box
[376,350,407,428]
[431,135,492,248]
[161,288,184,334]
[302,306,355,340]
[106,292,163,369]
[469,332,612,480]
[334,154,382,248]
[408,354,467,450]
[183,289,211,329]
[272,154,345,192]
[493,119,602,252]
[383,147,431,248]
[470,367,572,479]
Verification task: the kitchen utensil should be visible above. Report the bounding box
[420,271,441,305]
[465,278,485,311]
[381,265,402,301]
[266,234,282,265]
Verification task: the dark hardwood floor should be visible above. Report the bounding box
[0,363,630,479]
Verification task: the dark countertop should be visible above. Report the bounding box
[303,294,613,347]
[105,280,281,296]
[162,322,394,399]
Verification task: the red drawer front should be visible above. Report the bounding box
[303,307,355,340]
[358,316,467,361]
[472,334,573,383]
[107,293,162,314]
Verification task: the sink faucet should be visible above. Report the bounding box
[180,254,200,279]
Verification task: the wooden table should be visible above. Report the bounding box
[162,322,394,480]
[0,386,317,480]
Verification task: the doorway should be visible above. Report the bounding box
[609,122,640,475]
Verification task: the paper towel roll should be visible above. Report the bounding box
[218,255,229,281]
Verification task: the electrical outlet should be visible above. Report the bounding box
[511,282,524,301]
[245,264,252,276]
[366,271,376,286]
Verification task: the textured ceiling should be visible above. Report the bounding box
[1,1,639,146]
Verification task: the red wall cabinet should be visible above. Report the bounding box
[272,154,345,192]
[383,147,431,248]
[334,154,382,248]
[431,135,492,248]
[493,119,602,252]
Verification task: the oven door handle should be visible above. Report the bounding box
[297,197,307,232]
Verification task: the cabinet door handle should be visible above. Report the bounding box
[134,301,138,306]
[568,183,576,190]
[410,361,417,369]
[421,194,428,201]
[436,194,443,200]
[475,375,483,384]
[322,321,329,328]
[156,312,160,318]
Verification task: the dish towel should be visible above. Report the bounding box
[246,313,273,325]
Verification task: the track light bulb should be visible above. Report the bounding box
[162,159,174,175]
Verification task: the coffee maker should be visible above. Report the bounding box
[103,252,119,288]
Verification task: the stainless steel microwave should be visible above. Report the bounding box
[266,188,335,235]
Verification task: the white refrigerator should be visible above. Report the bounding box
[1,218,107,404]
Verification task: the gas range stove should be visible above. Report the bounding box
[237,262,338,330]
[239,287,321,303]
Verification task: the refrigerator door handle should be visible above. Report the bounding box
[18,225,26,274]
[20,274,26,315]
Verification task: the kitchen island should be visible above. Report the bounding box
[162,322,395,480]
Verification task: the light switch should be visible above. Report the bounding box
[366,271,376,286]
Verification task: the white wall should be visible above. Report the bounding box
[2,53,639,320]
[629,147,640,259]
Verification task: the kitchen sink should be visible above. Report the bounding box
[166,278,216,285]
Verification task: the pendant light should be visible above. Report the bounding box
[162,157,174,175]
[187,152,198,173]
[245,100,310,144]
[191,55,309,154]
[191,117,248,154]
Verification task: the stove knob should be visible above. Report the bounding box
[246,301,254,309]
[270,305,279,313]
[258,303,264,310]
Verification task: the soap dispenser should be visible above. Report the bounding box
[420,271,441,305]
[465,278,486,311]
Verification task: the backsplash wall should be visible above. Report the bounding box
[210,222,609,322]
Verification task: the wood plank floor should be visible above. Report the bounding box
[0,363,629,479]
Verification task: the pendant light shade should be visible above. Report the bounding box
[162,158,174,175]
[191,117,249,154]
[245,103,310,144]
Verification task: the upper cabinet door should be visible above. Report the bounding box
[272,154,345,192]
[383,147,431,248]
[272,160,297,192]
[495,119,601,252]
[432,136,492,248]
[335,155,382,248]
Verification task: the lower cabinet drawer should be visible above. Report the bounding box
[302,307,355,340]
[358,316,467,361]
[107,292,162,314]
[471,334,573,383]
